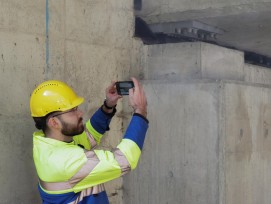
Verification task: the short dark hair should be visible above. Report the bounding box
[33,116,49,132]
[33,112,59,132]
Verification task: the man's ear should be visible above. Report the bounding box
[47,117,61,129]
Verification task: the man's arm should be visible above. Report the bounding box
[73,77,148,192]
[39,113,148,194]
[74,81,121,148]
[39,77,148,194]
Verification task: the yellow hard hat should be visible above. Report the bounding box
[30,80,84,117]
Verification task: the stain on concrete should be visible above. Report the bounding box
[234,89,252,161]
[258,104,271,160]
[225,85,252,162]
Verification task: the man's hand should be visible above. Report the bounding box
[105,81,122,108]
[129,77,147,118]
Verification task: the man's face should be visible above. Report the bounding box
[59,116,84,136]
[55,107,84,137]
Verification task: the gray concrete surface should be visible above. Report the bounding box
[124,80,271,204]
[124,81,221,204]
[223,82,271,204]
[136,0,271,19]
[0,0,140,203]
[1,0,271,204]
[136,0,271,57]
[143,42,244,81]
[123,42,271,204]
[244,64,271,85]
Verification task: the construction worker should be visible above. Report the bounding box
[30,77,148,204]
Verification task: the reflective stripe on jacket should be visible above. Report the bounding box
[33,108,149,203]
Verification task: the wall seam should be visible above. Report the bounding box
[45,0,50,80]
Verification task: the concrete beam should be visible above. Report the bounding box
[143,42,244,81]
[244,64,271,86]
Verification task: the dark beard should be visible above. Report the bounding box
[59,117,84,137]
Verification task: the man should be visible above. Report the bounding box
[30,77,148,204]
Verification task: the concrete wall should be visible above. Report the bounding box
[223,82,271,204]
[124,81,221,204]
[125,80,271,204]
[123,42,271,204]
[0,0,141,203]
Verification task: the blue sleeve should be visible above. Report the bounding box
[123,114,149,150]
[90,107,115,134]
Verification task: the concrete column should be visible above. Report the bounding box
[124,42,271,204]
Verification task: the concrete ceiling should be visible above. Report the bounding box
[201,10,271,57]
[136,2,271,58]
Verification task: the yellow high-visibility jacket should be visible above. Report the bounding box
[33,108,149,204]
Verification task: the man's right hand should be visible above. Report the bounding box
[129,77,147,118]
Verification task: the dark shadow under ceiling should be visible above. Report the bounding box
[135,17,271,69]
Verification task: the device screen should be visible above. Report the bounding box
[116,81,134,95]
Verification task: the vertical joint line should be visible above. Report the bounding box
[46,0,49,79]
